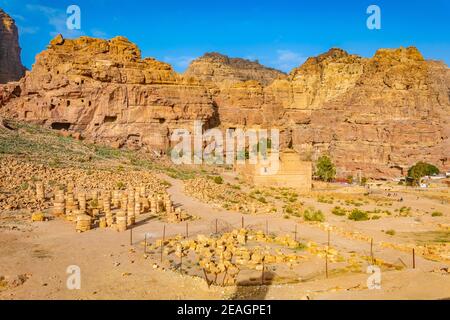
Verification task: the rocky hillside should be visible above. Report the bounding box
[285,47,450,177]
[0,9,25,83]
[1,35,216,151]
[185,52,286,86]
[1,32,448,179]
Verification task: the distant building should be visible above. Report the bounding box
[429,174,446,180]
[235,150,312,192]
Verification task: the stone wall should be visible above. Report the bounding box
[237,151,312,192]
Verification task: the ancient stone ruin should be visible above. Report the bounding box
[236,150,312,192]
[44,182,190,233]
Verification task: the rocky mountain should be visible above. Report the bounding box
[185,52,286,86]
[0,35,215,151]
[1,33,448,178]
[0,9,25,83]
[284,47,450,177]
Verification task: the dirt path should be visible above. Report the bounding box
[1,174,448,300]
[0,220,224,300]
[162,174,446,272]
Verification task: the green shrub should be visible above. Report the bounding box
[407,162,439,185]
[332,206,347,216]
[397,206,412,216]
[19,182,29,191]
[116,181,125,190]
[213,176,224,184]
[348,209,369,221]
[371,215,381,220]
[318,196,333,204]
[360,177,368,186]
[258,196,267,204]
[315,156,336,182]
[386,229,396,236]
[90,198,99,208]
[431,211,443,217]
[303,208,325,222]
[161,180,172,188]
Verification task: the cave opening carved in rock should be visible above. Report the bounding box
[104,116,118,123]
[51,122,71,131]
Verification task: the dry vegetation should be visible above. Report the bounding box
[0,121,449,300]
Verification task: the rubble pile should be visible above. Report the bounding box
[46,183,192,232]
[0,157,164,212]
[184,178,273,214]
[316,223,373,243]
[380,241,450,264]
[147,228,308,286]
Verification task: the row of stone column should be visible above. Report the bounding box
[50,184,176,232]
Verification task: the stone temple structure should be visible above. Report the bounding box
[236,150,312,192]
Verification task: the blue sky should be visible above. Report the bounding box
[1,0,449,72]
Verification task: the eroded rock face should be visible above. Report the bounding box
[2,33,449,178]
[0,9,25,83]
[198,47,449,178]
[282,47,450,178]
[185,52,286,86]
[2,35,216,151]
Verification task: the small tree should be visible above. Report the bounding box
[348,209,369,221]
[360,177,368,186]
[315,156,336,182]
[407,162,439,185]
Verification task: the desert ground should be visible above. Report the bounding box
[0,121,449,300]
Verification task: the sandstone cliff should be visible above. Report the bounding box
[1,35,216,151]
[1,33,449,178]
[283,47,450,177]
[0,9,25,83]
[185,52,286,86]
[196,47,449,179]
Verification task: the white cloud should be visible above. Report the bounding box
[272,50,306,72]
[11,14,25,22]
[163,55,196,70]
[18,25,40,35]
[91,29,108,38]
[25,4,84,38]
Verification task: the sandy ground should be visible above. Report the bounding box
[1,175,449,300]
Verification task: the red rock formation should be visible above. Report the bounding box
[185,52,286,86]
[271,47,450,178]
[2,35,215,152]
[0,9,26,83]
[187,47,449,178]
[2,33,449,178]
